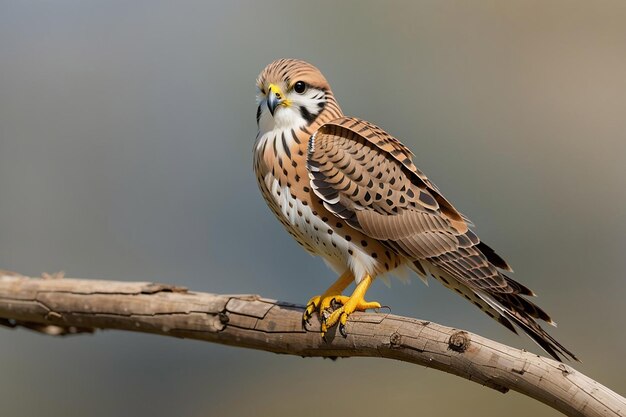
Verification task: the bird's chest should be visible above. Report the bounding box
[261,172,333,255]
[254,130,344,258]
[258,168,388,279]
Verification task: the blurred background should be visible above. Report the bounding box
[1,1,625,416]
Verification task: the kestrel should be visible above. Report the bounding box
[253,58,577,362]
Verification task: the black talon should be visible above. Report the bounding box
[339,323,347,337]
[338,313,348,337]
[378,305,392,313]
[302,307,314,328]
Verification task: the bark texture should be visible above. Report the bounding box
[0,271,623,417]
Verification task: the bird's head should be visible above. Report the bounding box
[256,59,334,134]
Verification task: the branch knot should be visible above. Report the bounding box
[448,330,470,353]
[390,332,402,347]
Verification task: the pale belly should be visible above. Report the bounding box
[262,172,390,282]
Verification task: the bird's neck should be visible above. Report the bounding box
[255,93,343,162]
[312,91,343,131]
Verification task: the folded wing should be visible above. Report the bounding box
[307,116,577,361]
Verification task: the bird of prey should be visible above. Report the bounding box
[253,58,577,362]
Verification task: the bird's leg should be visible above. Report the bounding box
[303,271,353,326]
[322,274,381,337]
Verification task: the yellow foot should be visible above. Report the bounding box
[302,294,343,326]
[321,275,380,337]
[302,271,354,327]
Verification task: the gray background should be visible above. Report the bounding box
[1,1,625,416]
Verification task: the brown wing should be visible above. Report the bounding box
[307,116,578,361]
[307,116,512,293]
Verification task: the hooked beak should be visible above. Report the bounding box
[266,83,288,116]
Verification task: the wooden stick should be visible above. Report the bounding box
[0,271,623,417]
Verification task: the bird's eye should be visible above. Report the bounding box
[293,81,307,94]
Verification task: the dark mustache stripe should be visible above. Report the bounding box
[299,106,317,124]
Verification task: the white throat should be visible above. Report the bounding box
[258,105,307,137]
[256,103,310,154]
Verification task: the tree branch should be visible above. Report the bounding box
[0,271,623,417]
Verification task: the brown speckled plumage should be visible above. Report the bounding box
[253,59,577,361]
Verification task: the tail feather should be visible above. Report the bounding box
[475,240,513,272]
[496,291,553,323]
[478,291,579,362]
[503,274,536,297]
[414,261,578,362]
[495,312,518,334]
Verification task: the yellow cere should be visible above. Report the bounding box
[268,83,291,107]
